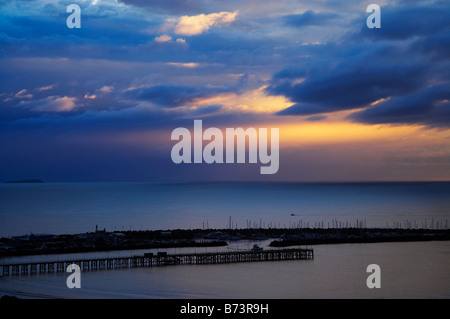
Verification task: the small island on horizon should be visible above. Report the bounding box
[5,179,43,184]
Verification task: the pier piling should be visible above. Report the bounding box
[0,248,313,276]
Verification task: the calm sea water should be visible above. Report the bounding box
[0,182,449,298]
[0,241,449,299]
[0,182,449,237]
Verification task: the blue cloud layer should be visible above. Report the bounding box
[1,0,448,129]
[268,2,450,127]
[350,84,450,127]
[284,10,340,27]
[1,0,449,181]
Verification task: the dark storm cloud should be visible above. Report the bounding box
[126,84,233,108]
[190,104,223,116]
[270,48,428,115]
[349,84,450,128]
[411,33,450,60]
[269,1,450,127]
[0,20,160,61]
[305,115,328,122]
[284,10,339,27]
[119,0,204,14]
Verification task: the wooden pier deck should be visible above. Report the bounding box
[0,248,313,276]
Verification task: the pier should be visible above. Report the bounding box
[0,248,313,276]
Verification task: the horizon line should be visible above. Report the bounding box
[3,179,450,184]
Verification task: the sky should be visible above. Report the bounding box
[0,0,449,182]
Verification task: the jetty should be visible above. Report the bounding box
[0,248,313,276]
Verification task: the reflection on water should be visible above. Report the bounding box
[1,241,449,299]
[1,182,449,298]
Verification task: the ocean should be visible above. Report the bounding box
[0,182,449,237]
[0,182,449,298]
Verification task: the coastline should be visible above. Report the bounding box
[1,227,448,258]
